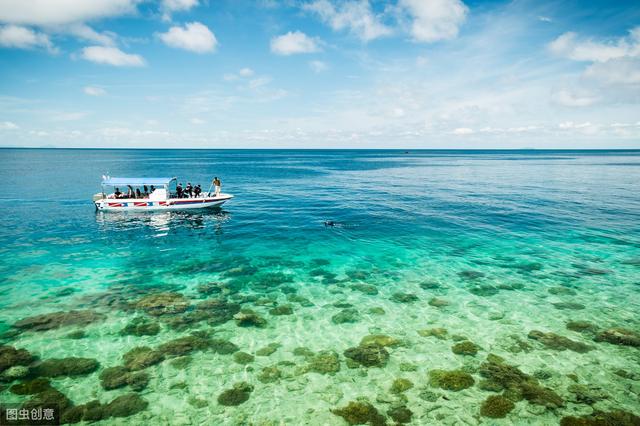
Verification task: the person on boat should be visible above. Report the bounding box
[114,187,122,198]
[127,185,134,198]
[136,188,142,199]
[194,184,201,198]
[213,177,221,196]
[186,183,193,198]
[176,183,183,198]
[150,185,155,194]
[143,185,149,197]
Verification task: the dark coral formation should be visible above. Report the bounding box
[478,354,563,408]
[527,330,593,353]
[418,328,448,339]
[233,352,254,365]
[560,410,640,426]
[480,395,515,418]
[123,347,165,370]
[390,378,413,394]
[10,378,51,395]
[120,317,160,336]
[307,350,340,374]
[269,305,294,315]
[33,357,99,377]
[428,298,450,307]
[390,292,418,303]
[331,308,360,324]
[594,328,640,347]
[332,401,386,425]
[344,343,389,367]
[135,292,190,316]
[428,369,475,391]
[387,406,412,423]
[566,321,598,334]
[350,284,378,295]
[0,345,33,373]
[256,343,281,356]
[257,366,281,383]
[157,335,210,357]
[13,310,104,332]
[458,270,485,280]
[100,366,149,391]
[567,384,608,404]
[452,340,480,356]
[217,382,254,406]
[234,309,267,328]
[196,299,241,325]
[360,335,401,348]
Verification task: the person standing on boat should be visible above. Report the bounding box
[213,177,221,196]
[194,184,201,197]
[127,185,134,198]
[186,183,193,198]
[176,183,183,198]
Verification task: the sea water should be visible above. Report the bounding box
[0,149,638,425]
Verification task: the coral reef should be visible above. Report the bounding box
[480,395,515,418]
[428,369,475,391]
[527,330,593,353]
[344,343,389,367]
[33,357,99,377]
[217,382,254,406]
[452,340,480,356]
[134,293,190,316]
[332,400,386,425]
[13,310,104,332]
[594,328,640,347]
[332,308,360,324]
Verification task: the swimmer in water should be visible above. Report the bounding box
[324,220,335,227]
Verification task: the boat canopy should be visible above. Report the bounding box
[101,177,176,186]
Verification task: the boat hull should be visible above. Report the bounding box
[95,195,233,211]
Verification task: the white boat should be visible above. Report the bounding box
[93,177,233,211]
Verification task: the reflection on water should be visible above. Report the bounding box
[95,208,231,235]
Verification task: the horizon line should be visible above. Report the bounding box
[1,147,640,152]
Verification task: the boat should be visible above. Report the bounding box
[93,177,233,211]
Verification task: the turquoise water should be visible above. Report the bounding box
[0,149,639,425]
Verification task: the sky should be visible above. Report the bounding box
[0,0,639,149]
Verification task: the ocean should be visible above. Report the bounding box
[0,148,639,424]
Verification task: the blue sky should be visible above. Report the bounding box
[0,0,638,148]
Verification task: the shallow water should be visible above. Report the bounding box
[0,149,639,425]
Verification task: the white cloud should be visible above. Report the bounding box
[248,76,271,89]
[551,89,597,107]
[0,25,55,51]
[83,86,107,96]
[309,60,328,73]
[399,0,468,43]
[0,0,139,26]
[158,22,217,53]
[81,46,145,67]
[549,28,640,63]
[270,31,321,55]
[162,0,198,12]
[584,58,640,85]
[239,67,254,77]
[190,117,205,124]
[538,16,552,23]
[66,23,115,46]
[452,127,474,135]
[304,0,392,42]
[0,121,18,130]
